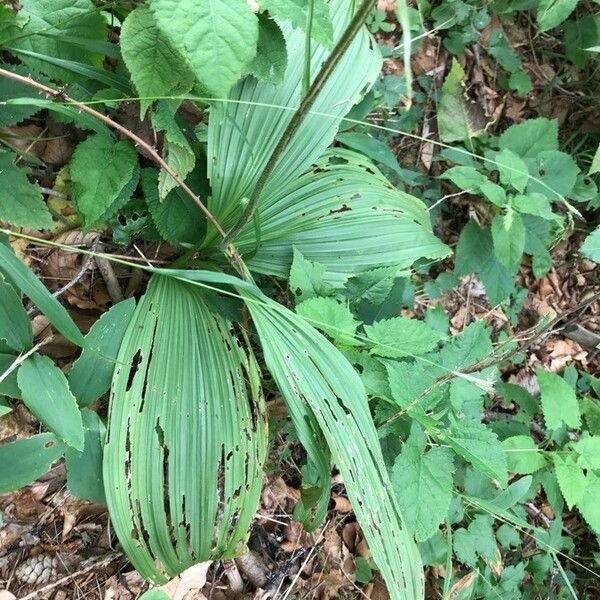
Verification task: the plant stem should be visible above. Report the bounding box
[0,68,247,277]
[302,0,315,96]
[220,0,377,249]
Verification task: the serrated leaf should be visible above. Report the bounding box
[104,275,267,582]
[262,0,333,46]
[491,210,526,271]
[68,298,136,407]
[440,166,487,191]
[502,435,546,474]
[445,419,508,487]
[0,433,65,494]
[343,267,398,305]
[437,59,485,144]
[581,225,600,262]
[537,0,578,32]
[248,15,288,84]
[241,287,424,599]
[537,369,581,430]
[11,0,106,82]
[454,515,496,567]
[150,0,258,97]
[365,316,445,359]
[120,7,193,116]
[0,64,49,126]
[0,242,86,347]
[573,435,600,470]
[17,354,84,450]
[577,472,600,535]
[498,117,558,159]
[70,134,139,227]
[0,151,53,229]
[590,144,600,175]
[65,408,106,503]
[391,425,454,541]
[526,150,579,199]
[554,455,586,509]
[511,193,555,220]
[0,278,32,351]
[289,248,331,300]
[496,148,529,192]
[296,297,360,346]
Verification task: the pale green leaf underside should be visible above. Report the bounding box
[104,275,267,583]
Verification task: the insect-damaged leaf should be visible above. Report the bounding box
[104,275,267,583]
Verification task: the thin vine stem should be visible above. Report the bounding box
[220,0,377,248]
[0,67,248,277]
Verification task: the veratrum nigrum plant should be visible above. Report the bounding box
[0,0,450,597]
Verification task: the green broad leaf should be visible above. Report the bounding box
[537,0,578,32]
[296,297,360,346]
[526,150,579,199]
[238,150,449,286]
[241,287,424,599]
[141,170,205,246]
[590,144,600,175]
[120,7,193,117]
[439,320,492,372]
[491,210,526,271]
[365,316,445,358]
[437,59,485,145]
[386,360,445,416]
[440,166,487,191]
[206,0,382,242]
[537,369,581,430]
[573,435,600,470]
[391,425,454,542]
[454,220,515,304]
[151,101,196,200]
[495,148,529,193]
[288,248,331,300]
[444,418,508,487]
[139,590,171,600]
[0,151,53,229]
[0,64,49,126]
[488,29,522,73]
[104,276,267,582]
[70,134,138,227]
[425,305,449,335]
[0,278,32,351]
[0,353,22,399]
[150,0,258,98]
[343,267,398,305]
[10,0,106,82]
[68,298,136,407]
[0,433,65,494]
[502,435,546,474]
[248,15,288,85]
[496,523,520,548]
[454,515,497,567]
[511,192,555,221]
[554,455,586,509]
[262,0,333,46]
[479,181,507,207]
[337,132,403,176]
[509,70,533,95]
[576,472,600,535]
[498,117,558,159]
[0,243,86,347]
[65,409,106,503]
[581,225,600,262]
[17,354,84,451]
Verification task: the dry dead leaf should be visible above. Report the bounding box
[160,561,211,600]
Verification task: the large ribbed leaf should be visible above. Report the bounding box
[238,150,450,284]
[240,287,424,600]
[104,275,267,583]
[205,0,381,241]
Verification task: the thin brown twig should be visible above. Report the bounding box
[0,67,247,276]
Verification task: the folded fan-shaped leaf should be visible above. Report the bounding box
[205,0,382,241]
[240,288,424,600]
[237,151,450,284]
[104,275,267,583]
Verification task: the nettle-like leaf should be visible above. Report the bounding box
[104,275,267,583]
[120,7,194,117]
[10,0,106,82]
[241,286,424,600]
[150,0,258,98]
[537,369,581,431]
[0,151,53,229]
[70,134,139,227]
[248,14,288,85]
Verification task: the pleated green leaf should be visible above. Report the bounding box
[205,0,382,241]
[240,288,424,600]
[104,275,267,583]
[236,150,450,284]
